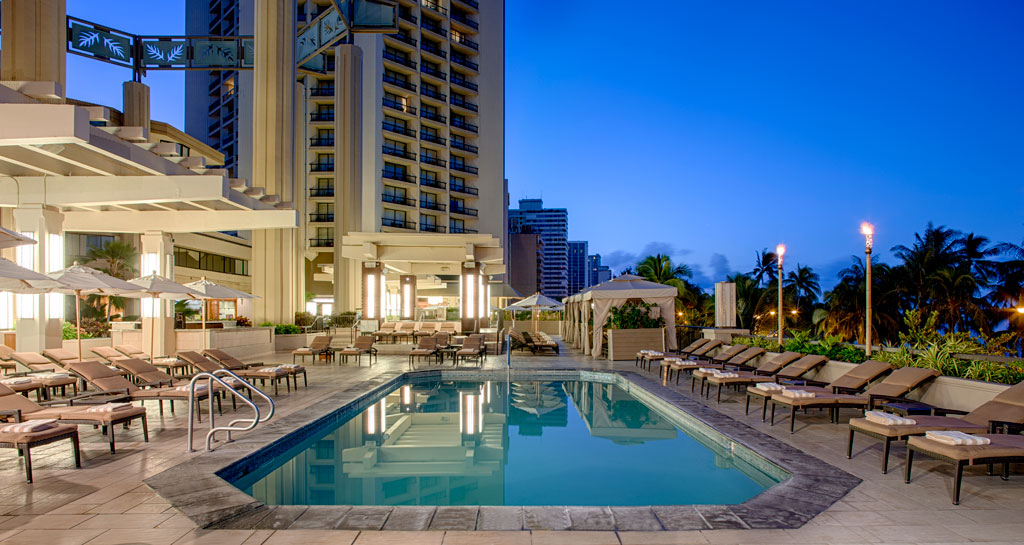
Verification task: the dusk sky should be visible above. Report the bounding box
[67,0,1024,291]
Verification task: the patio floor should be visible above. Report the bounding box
[1,342,1022,545]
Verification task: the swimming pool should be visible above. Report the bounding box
[227,375,787,506]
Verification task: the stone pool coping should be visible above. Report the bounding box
[145,368,861,531]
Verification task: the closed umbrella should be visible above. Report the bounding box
[0,227,37,249]
[183,277,259,349]
[47,263,144,360]
[128,274,206,361]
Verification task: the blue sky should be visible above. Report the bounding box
[66,1,1024,291]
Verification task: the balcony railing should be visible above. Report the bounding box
[383,74,417,92]
[309,238,334,247]
[420,177,447,189]
[450,97,478,112]
[382,218,416,230]
[383,146,416,160]
[421,42,447,58]
[382,193,417,207]
[383,50,417,69]
[310,87,334,97]
[454,0,479,10]
[421,131,447,145]
[421,110,447,123]
[399,10,417,24]
[310,112,335,122]
[451,118,478,133]
[421,20,445,36]
[309,213,334,222]
[450,163,479,174]
[421,87,447,101]
[451,55,479,71]
[422,0,447,16]
[421,65,447,80]
[449,205,478,217]
[450,183,478,195]
[420,223,447,233]
[309,137,334,146]
[309,187,334,197]
[382,169,416,183]
[388,32,417,47]
[451,31,479,50]
[383,98,417,114]
[420,154,447,167]
[451,76,478,92]
[451,13,479,30]
[451,140,478,154]
[450,226,478,234]
[310,162,334,172]
[383,121,416,137]
[420,199,447,212]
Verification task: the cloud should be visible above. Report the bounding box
[688,264,713,292]
[708,253,732,280]
[601,242,693,273]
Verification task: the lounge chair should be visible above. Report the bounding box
[785,359,894,394]
[111,358,182,387]
[178,351,292,396]
[409,337,440,368]
[694,350,801,402]
[456,336,485,365]
[642,338,706,372]
[336,336,377,365]
[91,346,130,362]
[291,335,332,364]
[707,344,750,366]
[688,339,723,359]
[770,367,940,433]
[905,430,1024,504]
[0,382,147,454]
[849,379,1024,473]
[523,331,559,354]
[206,348,303,387]
[439,322,458,335]
[64,360,217,418]
[414,322,439,338]
[0,345,16,373]
[0,421,80,482]
[393,322,417,343]
[371,322,397,343]
[114,344,153,361]
[673,344,748,383]
[742,354,830,418]
[8,351,79,397]
[41,347,92,366]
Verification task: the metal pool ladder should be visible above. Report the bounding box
[186,368,275,452]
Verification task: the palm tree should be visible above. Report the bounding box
[818,256,903,344]
[784,264,821,309]
[750,249,777,287]
[637,254,692,284]
[85,240,138,322]
[729,273,768,332]
[927,267,986,333]
[891,222,961,309]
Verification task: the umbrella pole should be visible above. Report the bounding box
[202,300,207,350]
[75,290,82,360]
[150,295,156,362]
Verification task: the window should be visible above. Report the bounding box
[421,192,437,205]
[421,214,437,227]
[383,209,407,224]
[384,162,407,177]
[384,138,406,152]
[421,169,438,181]
[384,115,405,129]
[314,178,333,190]
[173,247,249,276]
[316,227,334,240]
[450,154,465,168]
[316,153,334,167]
[315,203,334,215]
[383,186,406,199]
[318,128,334,139]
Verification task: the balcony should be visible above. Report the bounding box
[420,199,447,212]
[382,218,416,230]
[451,75,478,92]
[420,223,447,233]
[420,154,447,167]
[453,0,479,10]
[309,213,334,222]
[421,0,447,16]
[388,32,417,47]
[421,42,447,59]
[450,226,478,234]
[399,10,417,24]
[451,55,479,71]
[421,20,445,36]
[382,193,417,207]
[309,137,334,147]
[420,131,447,145]
[450,204,478,217]
[451,31,479,50]
[421,65,447,80]
[450,97,478,112]
[382,169,417,183]
[450,163,478,175]
[310,87,334,97]
[383,74,417,92]
[383,98,417,115]
[421,110,447,123]
[451,140,478,154]
[450,182,478,195]
[451,118,478,133]
[383,145,416,160]
[451,13,479,30]
[310,112,335,122]
[420,177,447,190]
[309,238,334,248]
[309,187,334,197]
[421,87,447,102]
[383,121,416,137]
[383,50,417,69]
[310,162,334,172]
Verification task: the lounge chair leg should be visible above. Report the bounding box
[717,384,723,404]
[142,415,149,442]
[72,434,81,468]
[1003,462,1010,481]
[904,448,914,483]
[770,402,776,425]
[790,405,796,434]
[847,428,855,459]
[158,400,164,415]
[953,461,964,505]
[109,425,116,454]
[762,397,769,422]
[745,394,751,415]
[22,445,32,482]
[882,437,892,474]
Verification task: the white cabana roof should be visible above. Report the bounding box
[565,274,679,356]
[568,275,677,301]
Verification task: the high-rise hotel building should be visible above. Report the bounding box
[186,0,505,315]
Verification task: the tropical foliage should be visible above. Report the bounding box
[608,301,665,330]
[83,240,138,322]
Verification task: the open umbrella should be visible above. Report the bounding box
[0,257,65,292]
[0,227,37,249]
[505,293,563,332]
[128,274,205,361]
[47,263,144,360]
[183,277,259,349]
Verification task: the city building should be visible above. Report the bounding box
[508,231,542,296]
[588,253,611,285]
[508,199,567,299]
[567,240,588,294]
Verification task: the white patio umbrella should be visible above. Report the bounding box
[128,274,206,361]
[0,227,37,249]
[47,263,145,360]
[505,293,563,331]
[0,257,65,292]
[183,277,259,349]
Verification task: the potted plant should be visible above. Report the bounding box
[606,300,666,360]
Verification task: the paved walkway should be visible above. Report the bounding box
[1,344,1022,544]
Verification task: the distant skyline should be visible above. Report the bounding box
[64,1,1024,292]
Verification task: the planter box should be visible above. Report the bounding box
[607,328,664,361]
[274,333,308,352]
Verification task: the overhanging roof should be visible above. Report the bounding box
[340,231,505,275]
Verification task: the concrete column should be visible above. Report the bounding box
[714,281,737,328]
[361,262,384,323]
[0,0,66,93]
[251,0,298,324]
[140,231,175,358]
[460,262,481,333]
[122,81,151,137]
[334,44,364,312]
[400,275,416,320]
[13,205,64,352]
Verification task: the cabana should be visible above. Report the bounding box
[565,275,677,358]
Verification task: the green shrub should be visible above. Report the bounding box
[609,301,665,330]
[328,312,357,328]
[235,316,252,327]
[275,324,302,335]
[294,311,315,327]
[258,321,274,328]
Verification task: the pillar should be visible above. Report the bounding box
[400,275,416,320]
[361,262,384,323]
[0,0,66,93]
[13,205,64,353]
[714,281,737,328]
[334,44,363,312]
[122,81,151,137]
[460,262,481,333]
[251,0,299,324]
[140,231,175,358]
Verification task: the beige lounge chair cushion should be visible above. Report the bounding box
[728,347,766,365]
[410,349,436,356]
[0,424,78,445]
[850,415,988,438]
[776,355,829,379]
[908,433,1024,464]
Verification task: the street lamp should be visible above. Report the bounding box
[776,244,786,346]
[861,222,874,356]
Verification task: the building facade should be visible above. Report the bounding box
[588,253,611,286]
[567,240,588,295]
[508,232,541,296]
[508,199,567,299]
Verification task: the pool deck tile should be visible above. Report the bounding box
[379,506,434,530]
[427,507,479,531]
[335,506,394,530]
[650,506,710,531]
[566,506,615,530]
[476,506,523,531]
[531,529,621,545]
[288,506,352,529]
[439,530,532,545]
[354,530,444,544]
[522,506,570,530]
[611,506,664,531]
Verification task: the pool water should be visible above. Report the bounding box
[231,379,782,506]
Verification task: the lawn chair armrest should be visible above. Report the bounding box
[40,391,130,406]
[832,385,860,394]
[867,394,917,409]
[0,408,22,422]
[933,407,969,417]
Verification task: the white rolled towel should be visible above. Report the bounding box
[925,430,990,446]
[174,384,209,393]
[698,368,716,374]
[865,410,916,426]
[154,358,178,364]
[780,388,815,399]
[1,418,58,433]
[714,372,739,379]
[85,402,135,413]
[258,366,284,373]
[1,377,34,385]
[754,382,785,392]
[663,358,682,364]
[280,364,302,369]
